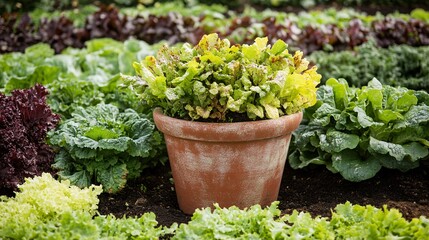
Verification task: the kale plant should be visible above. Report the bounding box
[49,103,166,193]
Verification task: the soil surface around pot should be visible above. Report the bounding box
[98,162,429,227]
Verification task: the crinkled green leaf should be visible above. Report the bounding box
[320,129,360,153]
[98,137,129,151]
[368,137,407,161]
[378,154,420,172]
[394,105,429,129]
[246,103,264,119]
[332,150,382,182]
[60,170,92,189]
[97,164,128,194]
[84,126,119,140]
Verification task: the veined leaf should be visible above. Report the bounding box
[84,126,119,140]
[97,164,128,194]
[320,129,360,153]
[60,170,92,189]
[332,150,381,182]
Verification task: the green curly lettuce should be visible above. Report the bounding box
[0,173,168,239]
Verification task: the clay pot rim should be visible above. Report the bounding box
[153,107,303,142]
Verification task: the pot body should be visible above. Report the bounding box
[153,108,303,214]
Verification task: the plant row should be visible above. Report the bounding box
[1,173,428,239]
[2,4,429,54]
[290,78,429,181]
[308,41,429,91]
[250,0,429,8]
[2,38,429,193]
[0,39,167,193]
[3,0,428,13]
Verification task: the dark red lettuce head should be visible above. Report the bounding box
[0,84,60,192]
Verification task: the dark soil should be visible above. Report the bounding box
[98,161,429,227]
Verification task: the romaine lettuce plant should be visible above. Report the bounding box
[48,103,166,193]
[290,78,429,181]
[122,33,321,121]
[0,84,60,191]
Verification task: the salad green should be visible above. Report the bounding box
[49,103,166,193]
[290,78,429,181]
[123,33,321,121]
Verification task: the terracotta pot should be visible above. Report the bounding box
[153,108,303,214]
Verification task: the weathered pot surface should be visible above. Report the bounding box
[153,108,303,214]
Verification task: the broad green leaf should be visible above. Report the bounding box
[313,103,341,126]
[332,150,381,182]
[246,103,264,119]
[326,78,349,110]
[270,39,288,56]
[84,126,119,140]
[354,107,380,128]
[377,109,402,124]
[98,137,129,151]
[61,170,92,189]
[366,89,383,110]
[368,137,406,161]
[97,164,128,194]
[403,142,428,161]
[396,91,418,111]
[378,154,420,172]
[394,105,429,129]
[5,65,60,92]
[289,150,326,169]
[320,129,360,153]
[74,137,99,149]
[70,146,98,159]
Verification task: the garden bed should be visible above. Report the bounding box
[98,161,429,227]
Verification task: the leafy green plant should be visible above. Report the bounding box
[3,174,428,239]
[0,173,168,239]
[331,202,429,239]
[0,173,102,239]
[0,39,155,118]
[309,41,429,91]
[173,201,429,239]
[290,78,429,181]
[173,201,332,239]
[122,33,321,121]
[49,103,166,193]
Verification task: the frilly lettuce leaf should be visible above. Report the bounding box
[122,33,321,121]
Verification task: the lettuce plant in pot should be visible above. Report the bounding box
[122,33,321,214]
